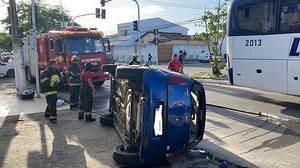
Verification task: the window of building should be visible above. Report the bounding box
[119,30,128,37]
[237,1,276,34]
[280,0,300,33]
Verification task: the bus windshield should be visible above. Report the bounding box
[67,37,104,54]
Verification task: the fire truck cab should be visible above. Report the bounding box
[23,27,111,86]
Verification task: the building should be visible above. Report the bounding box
[111,17,209,63]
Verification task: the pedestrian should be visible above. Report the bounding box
[178,50,184,73]
[68,55,81,111]
[41,60,61,124]
[129,53,140,65]
[167,54,181,72]
[79,62,96,122]
[147,53,152,65]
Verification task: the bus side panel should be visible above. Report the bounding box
[232,59,287,94]
[287,60,300,95]
[231,35,292,60]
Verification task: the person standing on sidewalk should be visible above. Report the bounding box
[41,60,61,124]
[79,63,96,122]
[68,55,81,111]
[147,53,152,65]
[178,50,184,73]
[167,54,181,73]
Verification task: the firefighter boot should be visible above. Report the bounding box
[85,113,96,122]
[78,111,84,120]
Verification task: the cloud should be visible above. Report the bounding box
[141,5,164,15]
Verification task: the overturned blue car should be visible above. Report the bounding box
[100,65,206,166]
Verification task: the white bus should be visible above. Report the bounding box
[227,0,300,96]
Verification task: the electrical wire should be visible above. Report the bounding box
[1,0,9,5]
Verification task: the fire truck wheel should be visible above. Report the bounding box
[99,114,114,127]
[113,145,139,166]
[102,64,117,75]
[6,69,15,77]
[116,66,149,81]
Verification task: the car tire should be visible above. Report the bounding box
[6,69,14,77]
[99,114,114,127]
[113,145,139,166]
[102,64,117,75]
[25,68,35,83]
[116,66,149,81]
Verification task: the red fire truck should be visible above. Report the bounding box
[23,27,111,86]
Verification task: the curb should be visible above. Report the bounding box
[196,78,230,85]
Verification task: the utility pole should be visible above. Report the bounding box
[31,0,40,97]
[132,0,141,56]
[9,0,27,93]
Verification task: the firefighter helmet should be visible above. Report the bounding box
[71,55,80,63]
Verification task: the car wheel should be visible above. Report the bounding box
[116,66,149,81]
[99,114,114,127]
[6,69,14,77]
[102,64,117,75]
[113,145,139,166]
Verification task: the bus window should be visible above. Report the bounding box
[280,0,300,33]
[237,1,275,34]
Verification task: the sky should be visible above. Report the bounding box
[0,0,223,35]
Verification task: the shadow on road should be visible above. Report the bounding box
[207,106,300,152]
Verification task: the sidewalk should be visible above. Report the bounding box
[0,88,68,117]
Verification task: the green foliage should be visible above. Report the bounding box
[197,0,230,76]
[0,32,12,51]
[1,0,79,38]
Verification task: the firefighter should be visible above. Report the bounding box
[41,60,61,124]
[129,53,140,65]
[69,55,81,111]
[79,62,96,122]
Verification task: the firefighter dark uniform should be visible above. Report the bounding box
[69,55,81,110]
[41,60,61,124]
[79,63,96,122]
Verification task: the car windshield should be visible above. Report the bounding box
[67,37,104,54]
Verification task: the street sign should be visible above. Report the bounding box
[151,37,160,46]
[153,29,159,36]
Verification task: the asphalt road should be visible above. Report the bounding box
[1,65,300,167]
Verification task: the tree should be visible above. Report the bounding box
[1,0,79,38]
[0,32,12,51]
[196,0,229,76]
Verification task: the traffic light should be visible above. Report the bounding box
[101,0,105,7]
[133,20,138,31]
[96,8,100,18]
[101,9,106,19]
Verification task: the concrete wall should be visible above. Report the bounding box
[112,44,158,63]
[173,44,209,60]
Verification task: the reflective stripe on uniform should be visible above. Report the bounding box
[50,116,57,119]
[70,83,81,86]
[85,112,91,115]
[41,78,48,83]
[44,91,58,96]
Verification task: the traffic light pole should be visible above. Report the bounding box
[132,0,141,56]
